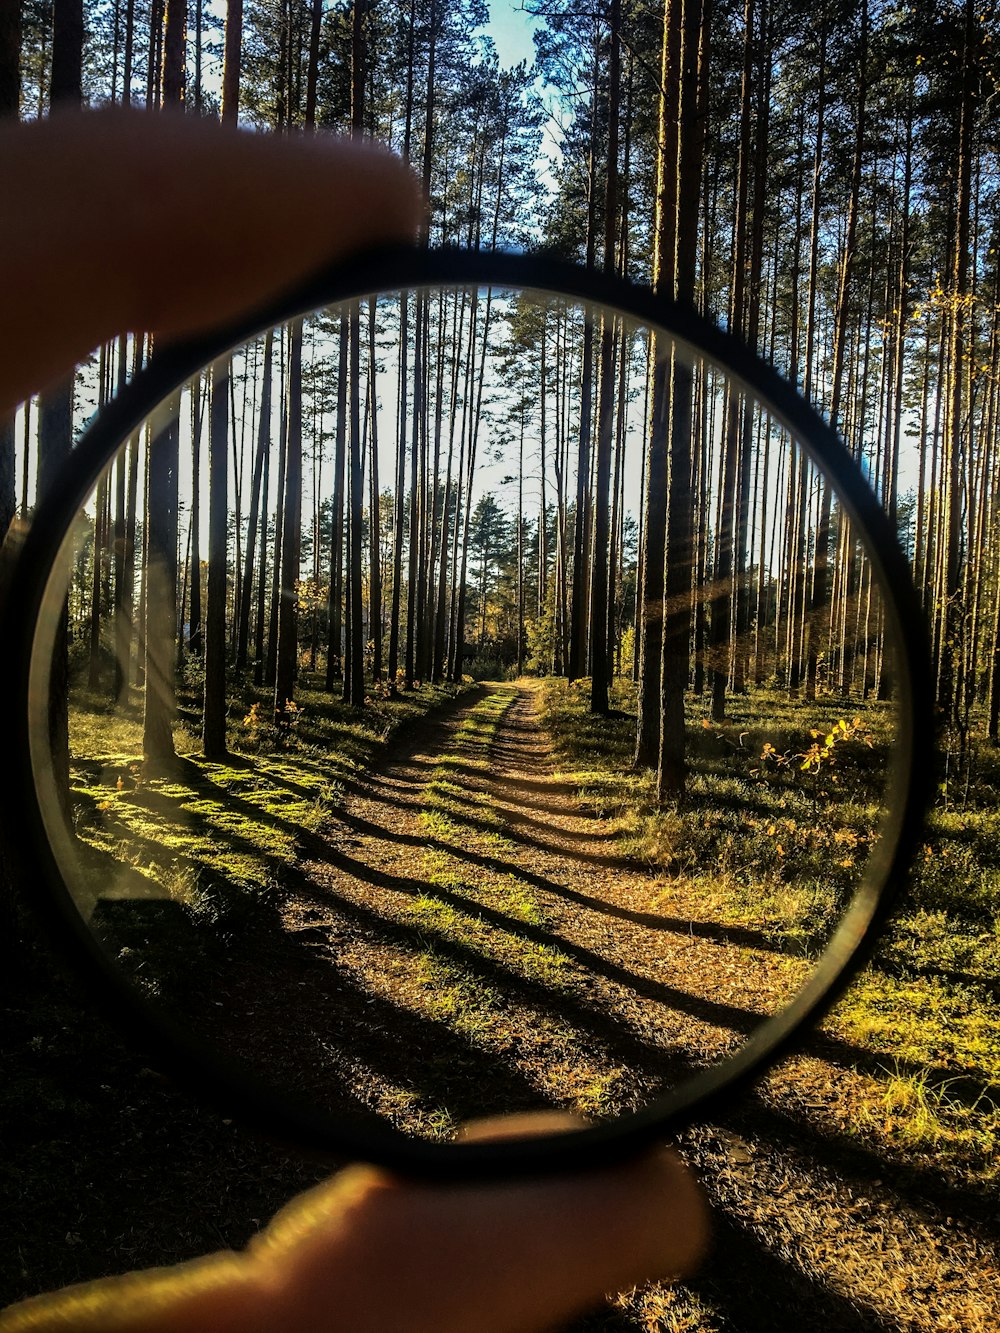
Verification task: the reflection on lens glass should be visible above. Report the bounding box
[31,284,896,1138]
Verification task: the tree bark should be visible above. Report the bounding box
[237,330,273,672]
[635,0,681,768]
[142,397,180,773]
[590,0,621,715]
[203,358,229,758]
[658,0,708,801]
[274,319,303,722]
[940,0,976,727]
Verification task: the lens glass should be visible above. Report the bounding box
[28,283,900,1138]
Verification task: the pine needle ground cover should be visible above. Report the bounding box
[68,675,472,931]
[540,676,1000,1332]
[540,677,1000,1183]
[5,677,999,1332]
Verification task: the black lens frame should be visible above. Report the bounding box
[2,246,934,1178]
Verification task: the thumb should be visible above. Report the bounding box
[251,1112,709,1332]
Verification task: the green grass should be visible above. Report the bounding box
[860,1063,999,1160]
[539,675,1000,1182]
[539,677,886,953]
[68,672,474,933]
[415,950,505,1042]
[408,685,573,990]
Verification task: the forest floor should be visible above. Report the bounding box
[3,678,999,1330]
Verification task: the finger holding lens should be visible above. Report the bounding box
[10,250,930,1176]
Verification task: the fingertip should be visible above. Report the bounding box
[455,1112,710,1281]
[628,1144,712,1279]
[0,109,425,408]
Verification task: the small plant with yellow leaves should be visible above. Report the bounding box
[755,716,873,808]
[241,701,265,750]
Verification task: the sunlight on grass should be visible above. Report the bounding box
[539,676,869,950]
[832,973,1000,1073]
[409,847,572,988]
[405,687,584,1063]
[68,677,475,927]
[858,1063,1000,1169]
[538,674,1000,1181]
[415,952,502,1042]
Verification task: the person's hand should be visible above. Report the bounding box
[1,106,423,412]
[0,109,708,1331]
[2,1114,707,1332]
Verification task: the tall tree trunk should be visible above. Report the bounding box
[201,0,242,754]
[368,297,383,680]
[0,0,20,120]
[788,13,826,699]
[388,294,410,692]
[253,443,270,685]
[39,0,85,798]
[221,0,242,124]
[237,330,273,671]
[187,376,204,653]
[303,0,321,128]
[805,0,867,703]
[141,0,185,770]
[116,345,142,702]
[265,369,288,688]
[161,0,184,105]
[735,0,769,693]
[538,310,549,628]
[658,0,708,801]
[347,301,365,704]
[433,291,465,681]
[142,396,180,773]
[590,0,622,714]
[940,0,976,728]
[568,59,599,682]
[87,345,111,690]
[274,319,303,721]
[345,0,368,705]
[517,407,525,676]
[635,0,681,767]
[405,299,425,686]
[110,337,131,701]
[203,359,229,757]
[710,0,753,722]
[326,317,348,687]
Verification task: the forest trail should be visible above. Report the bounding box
[285,679,803,1127]
[276,681,1000,1332]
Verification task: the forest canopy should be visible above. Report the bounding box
[2,0,998,795]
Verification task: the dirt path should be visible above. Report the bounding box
[11,683,995,1328]
[268,681,999,1331]
[275,681,804,1127]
